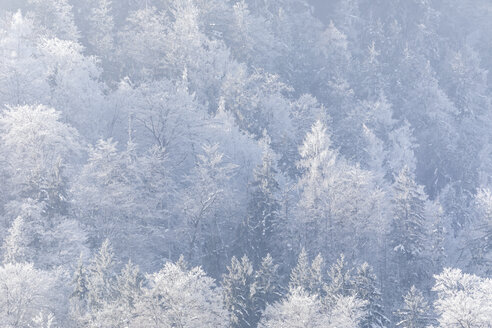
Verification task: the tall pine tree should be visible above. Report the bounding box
[241,139,281,265]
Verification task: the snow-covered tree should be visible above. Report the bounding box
[240,139,281,265]
[27,0,79,40]
[86,239,116,314]
[389,167,433,294]
[222,255,255,328]
[88,260,143,328]
[259,287,328,328]
[289,249,326,297]
[433,268,492,328]
[295,120,339,254]
[0,263,58,327]
[0,104,80,207]
[70,256,89,325]
[38,37,105,138]
[259,287,366,328]
[328,295,367,328]
[252,254,281,317]
[395,286,431,328]
[222,254,280,328]
[2,215,31,264]
[0,11,50,106]
[87,0,114,60]
[133,259,228,328]
[466,188,492,274]
[353,262,390,328]
[114,77,205,155]
[296,121,384,261]
[181,143,237,262]
[325,254,353,301]
[72,139,138,247]
[226,0,279,69]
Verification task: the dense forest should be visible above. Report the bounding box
[0,0,491,327]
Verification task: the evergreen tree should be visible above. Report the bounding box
[70,256,89,326]
[86,239,116,313]
[353,262,389,328]
[27,0,80,40]
[296,121,339,255]
[395,286,431,328]
[389,167,431,293]
[222,256,255,328]
[222,254,280,328]
[87,0,114,60]
[289,248,310,291]
[325,254,353,302]
[90,260,143,327]
[309,254,326,297]
[296,120,383,261]
[253,254,280,314]
[241,139,281,265]
[116,260,142,312]
[2,215,30,264]
[469,188,492,274]
[289,249,326,296]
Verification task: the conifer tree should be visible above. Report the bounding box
[222,256,255,328]
[91,260,143,327]
[116,260,142,311]
[251,254,280,326]
[395,286,431,328]
[2,216,30,264]
[289,248,311,292]
[289,249,326,296]
[70,256,89,326]
[27,0,80,40]
[309,254,326,297]
[87,239,116,313]
[325,254,353,302]
[353,262,389,328]
[296,121,339,254]
[87,0,114,59]
[242,139,280,265]
[469,188,492,274]
[389,167,431,293]
[223,254,280,328]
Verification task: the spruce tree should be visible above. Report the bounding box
[70,256,89,326]
[2,216,30,264]
[289,249,326,296]
[242,140,280,266]
[289,248,311,292]
[353,262,389,328]
[252,254,280,328]
[86,239,116,313]
[325,254,353,301]
[222,256,255,328]
[389,167,431,293]
[223,254,280,328]
[116,260,142,310]
[395,286,431,328]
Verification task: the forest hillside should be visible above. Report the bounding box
[0,0,491,327]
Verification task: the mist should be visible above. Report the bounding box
[0,0,491,327]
